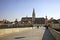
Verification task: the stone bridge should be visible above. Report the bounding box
[0,27,60,40]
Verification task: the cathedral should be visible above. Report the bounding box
[21,9,45,25]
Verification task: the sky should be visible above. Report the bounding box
[0,0,60,21]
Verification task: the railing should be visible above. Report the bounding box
[48,27,60,40]
[0,24,33,29]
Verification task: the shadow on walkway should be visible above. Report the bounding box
[42,29,56,40]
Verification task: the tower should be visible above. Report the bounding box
[45,16,48,25]
[32,8,35,24]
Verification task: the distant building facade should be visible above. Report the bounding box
[0,21,4,25]
[21,9,45,25]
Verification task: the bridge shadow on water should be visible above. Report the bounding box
[42,28,56,40]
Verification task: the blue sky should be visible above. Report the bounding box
[0,0,60,21]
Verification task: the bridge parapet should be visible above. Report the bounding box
[0,27,32,37]
[48,27,60,40]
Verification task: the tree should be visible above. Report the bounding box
[14,19,18,24]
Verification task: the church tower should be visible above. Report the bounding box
[45,16,48,25]
[32,8,35,24]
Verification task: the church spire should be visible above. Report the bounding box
[32,8,35,24]
[32,8,35,17]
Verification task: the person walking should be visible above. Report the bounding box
[37,26,39,29]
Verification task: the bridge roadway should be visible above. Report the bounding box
[0,27,55,40]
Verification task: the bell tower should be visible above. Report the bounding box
[45,16,48,25]
[32,8,35,24]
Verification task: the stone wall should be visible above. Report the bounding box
[49,27,60,40]
[51,24,60,29]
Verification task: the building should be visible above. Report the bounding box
[0,21,4,25]
[48,18,59,24]
[21,9,45,25]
